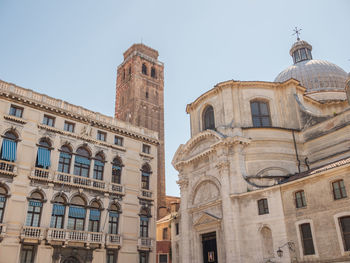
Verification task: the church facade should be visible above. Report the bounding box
[172,39,350,262]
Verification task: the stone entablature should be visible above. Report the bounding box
[0,80,158,144]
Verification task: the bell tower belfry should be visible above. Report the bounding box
[115,44,166,219]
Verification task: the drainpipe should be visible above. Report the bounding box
[292,130,301,174]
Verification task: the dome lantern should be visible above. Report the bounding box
[290,40,313,64]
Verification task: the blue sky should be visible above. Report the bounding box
[0,0,349,196]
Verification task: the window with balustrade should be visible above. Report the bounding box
[88,201,101,232]
[141,163,151,190]
[73,147,91,177]
[109,203,120,235]
[0,186,7,224]
[36,139,51,169]
[1,131,18,164]
[93,153,104,180]
[25,192,44,227]
[50,195,66,229]
[58,145,72,174]
[112,157,123,184]
[67,196,86,231]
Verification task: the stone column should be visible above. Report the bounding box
[216,159,237,263]
[178,176,190,263]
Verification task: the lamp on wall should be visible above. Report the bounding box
[277,241,295,258]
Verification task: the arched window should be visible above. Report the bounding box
[74,147,91,177]
[67,195,86,231]
[260,226,274,260]
[202,105,215,130]
[88,201,101,232]
[151,67,156,78]
[141,164,151,190]
[250,100,271,127]
[1,131,18,163]
[93,153,104,180]
[50,195,66,229]
[339,216,350,251]
[109,203,121,235]
[112,157,123,184]
[140,207,150,238]
[58,145,72,174]
[142,63,148,75]
[0,186,8,224]
[25,191,44,227]
[36,139,51,169]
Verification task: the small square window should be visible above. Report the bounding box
[142,144,150,154]
[9,105,23,118]
[114,136,124,146]
[43,115,55,127]
[97,131,106,141]
[64,121,75,133]
[257,198,269,215]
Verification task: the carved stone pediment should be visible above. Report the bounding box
[194,212,221,230]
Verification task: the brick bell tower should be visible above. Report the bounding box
[115,44,166,219]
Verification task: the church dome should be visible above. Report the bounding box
[275,39,348,101]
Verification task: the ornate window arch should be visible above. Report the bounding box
[112,157,123,184]
[25,191,44,227]
[50,194,67,229]
[67,195,87,231]
[202,105,215,130]
[36,138,52,169]
[88,200,102,232]
[108,202,121,235]
[93,152,105,181]
[141,163,151,190]
[1,130,18,163]
[0,185,8,224]
[74,147,91,177]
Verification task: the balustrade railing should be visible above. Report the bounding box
[106,234,121,245]
[54,172,106,191]
[21,226,44,240]
[0,160,16,175]
[140,189,153,199]
[138,237,152,248]
[110,183,123,194]
[47,228,104,244]
[31,167,50,180]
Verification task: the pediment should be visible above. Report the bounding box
[194,212,221,227]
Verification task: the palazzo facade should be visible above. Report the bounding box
[172,39,350,262]
[0,79,158,263]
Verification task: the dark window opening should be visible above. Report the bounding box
[151,67,156,78]
[300,223,315,255]
[250,101,271,127]
[142,63,148,75]
[258,198,269,215]
[340,216,350,251]
[203,105,215,130]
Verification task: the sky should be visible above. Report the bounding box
[0,0,349,197]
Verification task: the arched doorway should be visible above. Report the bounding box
[62,256,80,263]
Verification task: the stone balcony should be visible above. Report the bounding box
[0,160,17,178]
[20,226,45,243]
[47,228,104,247]
[29,168,124,196]
[105,234,122,248]
[0,223,6,241]
[139,189,153,201]
[137,237,153,250]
